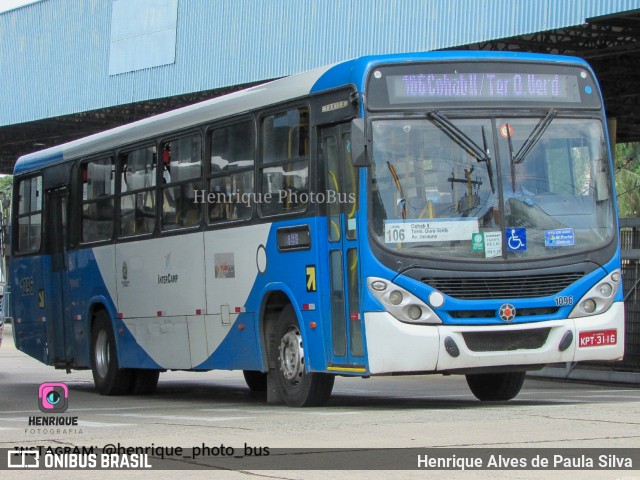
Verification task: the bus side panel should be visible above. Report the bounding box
[197,313,260,370]
[116,233,207,369]
[65,245,116,367]
[257,218,328,373]
[196,219,328,373]
[11,255,48,364]
[196,224,271,371]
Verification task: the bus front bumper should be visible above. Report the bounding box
[363,302,625,374]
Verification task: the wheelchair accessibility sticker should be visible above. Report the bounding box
[507,228,527,251]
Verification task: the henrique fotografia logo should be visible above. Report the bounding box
[27,382,81,434]
[38,383,69,413]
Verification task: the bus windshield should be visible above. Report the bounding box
[370,115,614,260]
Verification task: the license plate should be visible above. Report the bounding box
[578,329,617,348]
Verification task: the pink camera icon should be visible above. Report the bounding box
[38,383,69,413]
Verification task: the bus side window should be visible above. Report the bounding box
[15,176,43,254]
[160,134,202,231]
[259,107,309,216]
[119,146,157,237]
[208,119,255,223]
[80,157,115,243]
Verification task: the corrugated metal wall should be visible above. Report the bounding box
[1,0,639,126]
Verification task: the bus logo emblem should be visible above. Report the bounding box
[121,261,130,287]
[499,304,516,322]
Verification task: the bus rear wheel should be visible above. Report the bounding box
[465,371,526,401]
[274,305,334,407]
[90,311,132,395]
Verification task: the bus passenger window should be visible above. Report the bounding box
[259,107,309,216]
[119,146,157,237]
[208,120,255,223]
[15,176,43,254]
[81,157,115,243]
[160,134,202,230]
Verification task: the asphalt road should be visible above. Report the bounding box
[1,323,639,480]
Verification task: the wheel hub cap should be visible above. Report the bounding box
[279,327,304,384]
[95,330,110,379]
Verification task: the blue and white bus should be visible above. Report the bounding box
[11,52,624,406]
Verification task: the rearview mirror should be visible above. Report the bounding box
[350,118,370,167]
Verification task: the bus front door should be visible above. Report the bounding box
[321,124,365,370]
[44,187,72,367]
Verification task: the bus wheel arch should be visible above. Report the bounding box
[89,306,132,395]
[260,290,292,371]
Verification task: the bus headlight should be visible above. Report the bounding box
[367,277,442,325]
[568,269,621,319]
[598,283,613,297]
[389,291,403,305]
[583,299,597,313]
[407,305,422,320]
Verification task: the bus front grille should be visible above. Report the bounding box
[422,273,582,300]
[462,328,551,352]
[449,307,559,319]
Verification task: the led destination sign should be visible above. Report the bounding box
[388,73,582,104]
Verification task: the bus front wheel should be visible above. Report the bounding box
[274,305,334,407]
[90,311,132,395]
[465,371,526,401]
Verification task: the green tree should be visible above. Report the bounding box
[0,175,11,198]
[0,175,11,223]
[614,143,640,218]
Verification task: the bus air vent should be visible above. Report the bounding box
[462,328,551,352]
[449,307,559,319]
[422,273,582,300]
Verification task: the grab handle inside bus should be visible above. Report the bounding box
[350,118,370,167]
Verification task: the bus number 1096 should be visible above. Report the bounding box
[20,277,35,296]
[554,295,573,306]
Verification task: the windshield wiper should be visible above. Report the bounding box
[512,109,556,165]
[428,111,495,193]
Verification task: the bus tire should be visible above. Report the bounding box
[129,370,160,395]
[465,371,526,401]
[274,305,334,407]
[243,370,267,392]
[90,311,132,395]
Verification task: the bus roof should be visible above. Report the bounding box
[14,50,592,175]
